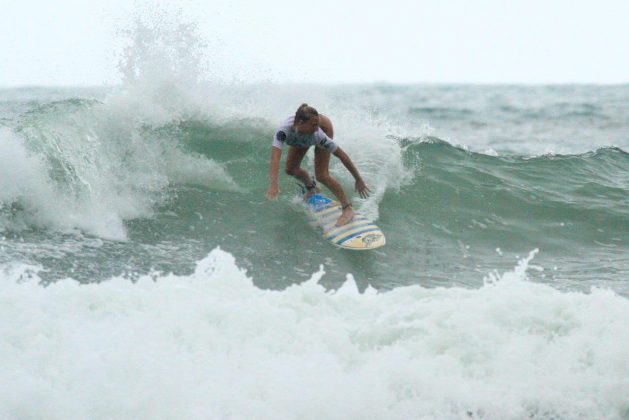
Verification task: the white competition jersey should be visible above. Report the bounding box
[272,116,338,153]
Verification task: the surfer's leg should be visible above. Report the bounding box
[285,146,315,187]
[314,147,354,226]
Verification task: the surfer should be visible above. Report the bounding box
[266,104,370,226]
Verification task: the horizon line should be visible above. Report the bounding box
[2,80,629,90]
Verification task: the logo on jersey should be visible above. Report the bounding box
[276,131,286,142]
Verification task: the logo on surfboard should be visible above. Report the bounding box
[362,233,383,247]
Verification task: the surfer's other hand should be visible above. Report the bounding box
[355,179,370,199]
[266,185,280,200]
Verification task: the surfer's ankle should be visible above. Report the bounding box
[335,206,354,226]
[304,179,317,191]
[303,190,316,200]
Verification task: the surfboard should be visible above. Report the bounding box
[304,193,386,250]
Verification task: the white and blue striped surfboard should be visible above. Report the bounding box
[305,193,385,250]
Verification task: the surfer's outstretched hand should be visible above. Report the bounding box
[266,185,280,200]
[355,179,371,199]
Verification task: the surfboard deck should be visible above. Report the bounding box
[304,193,386,250]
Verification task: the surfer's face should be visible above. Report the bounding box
[295,116,319,134]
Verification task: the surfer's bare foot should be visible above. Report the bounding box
[335,205,354,226]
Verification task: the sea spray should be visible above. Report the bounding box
[2,14,242,239]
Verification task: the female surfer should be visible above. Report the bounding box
[265,104,370,226]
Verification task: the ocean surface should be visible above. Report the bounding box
[2,81,629,419]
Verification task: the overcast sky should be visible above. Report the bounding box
[1,0,628,86]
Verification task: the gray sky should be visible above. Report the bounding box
[1,0,628,86]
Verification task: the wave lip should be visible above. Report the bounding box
[1,248,628,419]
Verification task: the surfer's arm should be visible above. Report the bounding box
[318,115,334,138]
[333,147,371,199]
[266,146,282,200]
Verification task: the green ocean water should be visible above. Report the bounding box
[1,84,628,295]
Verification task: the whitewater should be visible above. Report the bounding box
[1,249,628,419]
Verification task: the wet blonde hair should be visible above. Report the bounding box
[295,103,319,122]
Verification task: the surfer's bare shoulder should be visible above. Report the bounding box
[318,114,334,138]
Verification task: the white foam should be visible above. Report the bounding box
[1,249,628,419]
[5,104,239,239]
[0,128,55,226]
[0,128,123,237]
